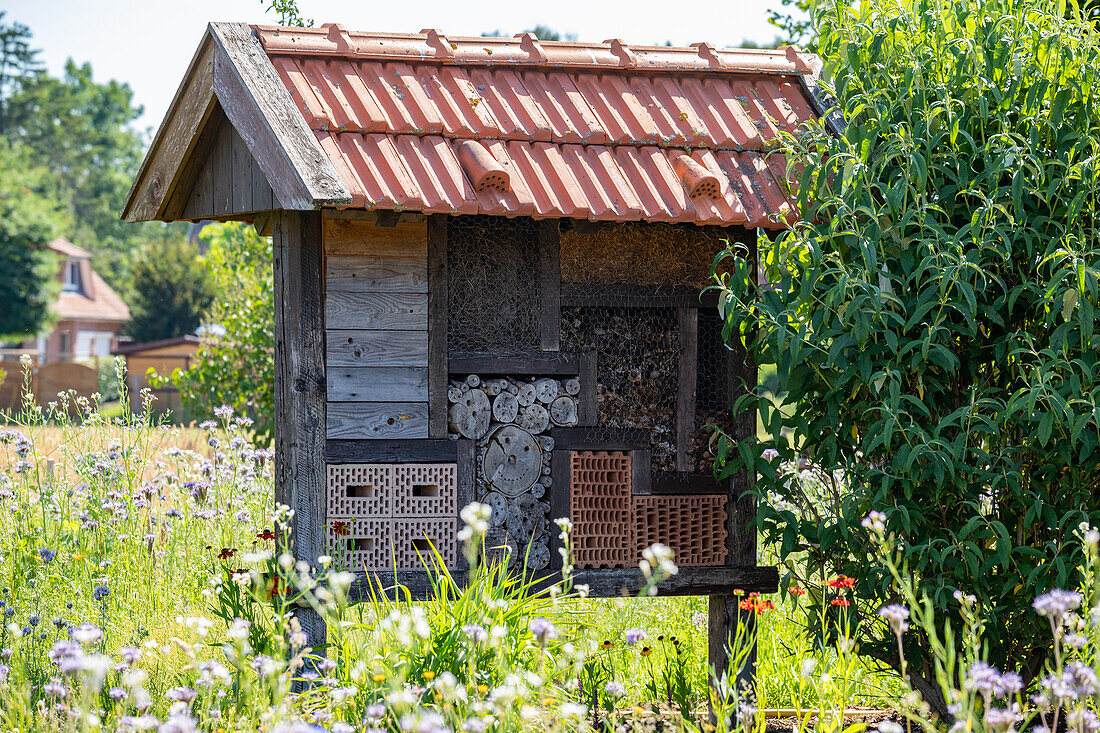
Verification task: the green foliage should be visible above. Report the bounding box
[0,53,180,289]
[767,0,819,49]
[260,0,313,27]
[164,222,274,441]
[0,140,65,338]
[714,0,1100,705]
[0,11,42,126]
[127,237,214,343]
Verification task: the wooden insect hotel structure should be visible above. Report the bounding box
[122,22,835,676]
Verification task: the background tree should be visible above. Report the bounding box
[127,238,214,343]
[0,141,66,338]
[161,222,274,441]
[0,12,42,128]
[715,0,1100,715]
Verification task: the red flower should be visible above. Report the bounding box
[831,598,851,607]
[217,548,236,560]
[739,592,776,615]
[789,586,807,596]
[827,575,855,589]
[331,521,351,537]
[256,529,276,541]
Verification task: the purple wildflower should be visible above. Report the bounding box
[1033,589,1082,619]
[624,628,648,646]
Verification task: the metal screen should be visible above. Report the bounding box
[447,215,542,354]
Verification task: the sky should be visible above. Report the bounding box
[2,0,791,134]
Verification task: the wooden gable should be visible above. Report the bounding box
[177,104,276,221]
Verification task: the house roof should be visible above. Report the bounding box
[122,23,840,228]
[48,238,92,259]
[49,241,131,324]
[113,335,199,356]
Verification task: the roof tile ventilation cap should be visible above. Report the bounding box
[671,153,722,199]
[456,140,511,194]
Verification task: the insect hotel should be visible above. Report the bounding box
[122,22,833,676]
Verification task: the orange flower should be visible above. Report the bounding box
[789,586,807,596]
[831,598,851,607]
[331,521,351,537]
[827,575,855,589]
[739,592,776,615]
[217,548,236,560]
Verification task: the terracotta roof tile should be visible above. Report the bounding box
[254,25,821,227]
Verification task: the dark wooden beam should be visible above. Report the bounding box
[325,439,459,463]
[427,215,449,438]
[561,283,720,309]
[448,351,581,376]
[550,426,650,451]
[539,220,561,351]
[676,306,699,472]
[577,349,597,426]
[273,210,327,653]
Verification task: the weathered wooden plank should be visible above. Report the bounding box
[231,126,252,213]
[631,448,653,493]
[326,330,428,367]
[455,439,476,570]
[272,210,327,653]
[448,352,580,376]
[252,148,274,211]
[122,37,218,222]
[327,366,428,402]
[646,472,727,495]
[167,103,223,220]
[209,23,349,210]
[676,306,699,472]
[323,218,428,257]
[427,215,448,438]
[211,119,234,216]
[539,220,561,351]
[326,402,428,439]
[326,439,458,463]
[325,292,428,331]
[326,255,428,293]
[182,140,214,220]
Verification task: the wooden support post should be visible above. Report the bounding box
[709,231,758,709]
[273,210,327,663]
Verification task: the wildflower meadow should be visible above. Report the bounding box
[0,362,1095,733]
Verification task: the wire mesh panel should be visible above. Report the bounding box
[691,308,738,473]
[447,215,543,354]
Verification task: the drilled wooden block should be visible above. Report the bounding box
[391,464,458,517]
[392,517,459,570]
[570,451,633,569]
[633,494,727,567]
[328,518,392,571]
[327,464,395,518]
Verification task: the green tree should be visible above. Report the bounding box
[260,0,313,27]
[1,57,162,288]
[0,12,42,127]
[127,237,214,343]
[0,141,65,338]
[715,0,1100,714]
[164,222,274,440]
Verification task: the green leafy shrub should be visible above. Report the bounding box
[161,222,275,441]
[715,0,1100,712]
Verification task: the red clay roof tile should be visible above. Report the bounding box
[254,25,821,227]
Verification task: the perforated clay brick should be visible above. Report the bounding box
[328,518,392,571]
[392,518,459,570]
[391,464,458,517]
[327,464,394,518]
[634,494,727,567]
[570,451,633,569]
